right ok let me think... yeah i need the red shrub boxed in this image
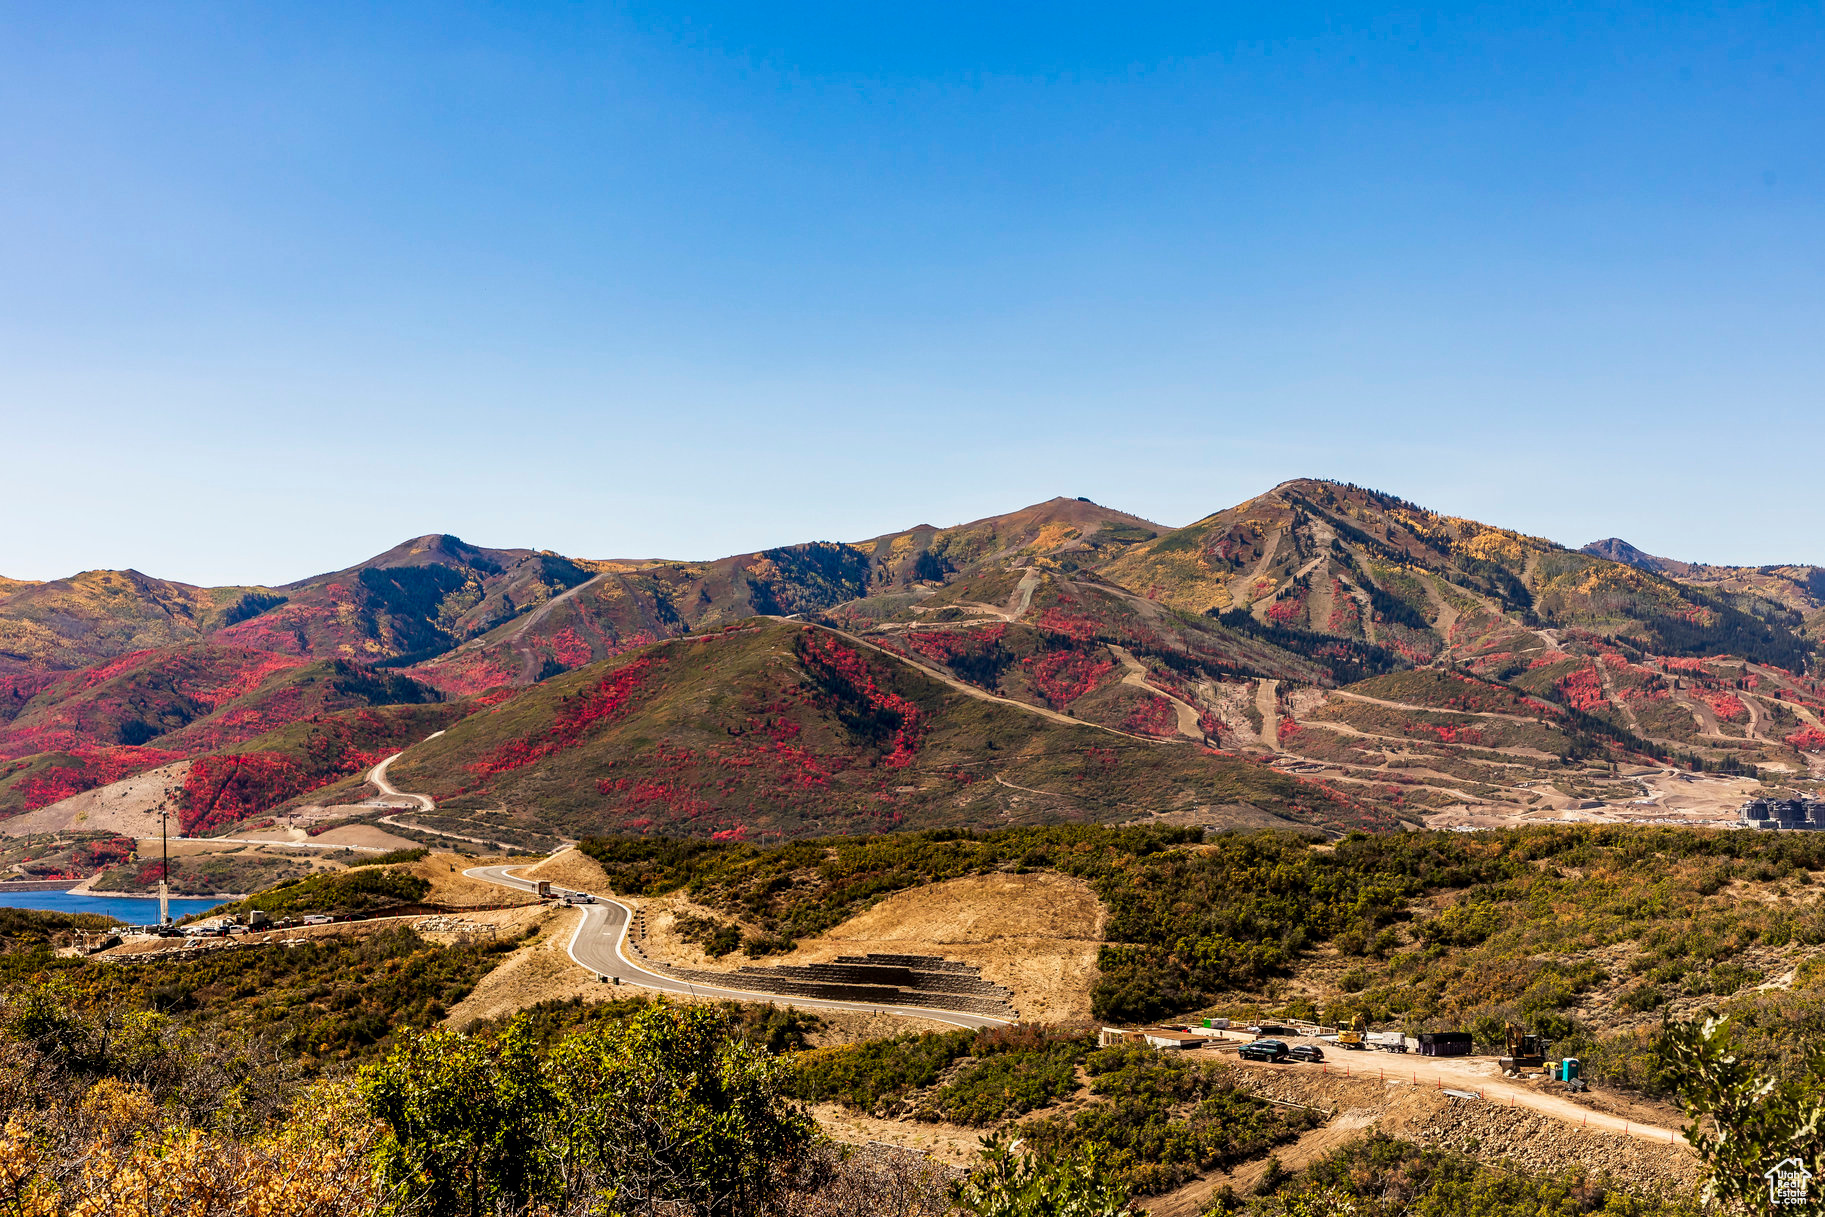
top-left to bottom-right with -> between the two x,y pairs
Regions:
1027,652 -> 1115,708
18,746 -> 184,811
1696,691 -> 1746,722
469,657 -> 662,777
1122,696 -> 1177,737
1554,666 -> 1608,712
1785,727 -> 1825,753
178,752 -> 310,835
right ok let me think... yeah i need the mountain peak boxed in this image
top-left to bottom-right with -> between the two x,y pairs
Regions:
1582,538 -> 1678,574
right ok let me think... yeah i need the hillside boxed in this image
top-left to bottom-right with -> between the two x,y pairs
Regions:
580,820 -> 1825,1093
0,644 -> 451,823
0,568 -> 260,676
386,618 -> 1388,842
1100,479 -> 1811,672
1585,536 -> 1825,636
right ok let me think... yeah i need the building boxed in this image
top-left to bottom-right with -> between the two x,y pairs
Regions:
1740,798 -> 1825,830
1098,1027 -> 1212,1050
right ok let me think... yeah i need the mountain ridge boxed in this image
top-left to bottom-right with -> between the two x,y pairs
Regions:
5,479 -> 1823,848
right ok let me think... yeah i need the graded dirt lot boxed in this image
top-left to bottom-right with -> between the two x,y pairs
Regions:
638,871 -> 1106,1023
235,823 -> 423,851
1424,767 -> 1760,831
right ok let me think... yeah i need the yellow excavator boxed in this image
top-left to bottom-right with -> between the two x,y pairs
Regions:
1500,1023 -> 1547,1071
1338,1014 -> 1367,1050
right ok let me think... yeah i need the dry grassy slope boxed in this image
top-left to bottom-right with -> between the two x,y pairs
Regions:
0,569 -> 255,675
413,851 -> 543,907
852,496 -> 1164,589
641,871 -> 1106,1023
1080,481 -> 1795,675
0,762 -> 189,838
519,849 -> 613,891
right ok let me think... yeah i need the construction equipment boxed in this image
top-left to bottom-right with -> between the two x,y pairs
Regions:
1338,1014 -> 1367,1050
1499,1022 -> 1547,1071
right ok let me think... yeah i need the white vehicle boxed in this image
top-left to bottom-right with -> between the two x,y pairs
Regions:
301,914 -> 333,925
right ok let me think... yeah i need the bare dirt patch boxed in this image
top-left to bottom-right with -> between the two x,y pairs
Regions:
444,907 -> 603,1027
520,849 -> 612,892
415,853 -> 542,907
809,1103 -> 985,1168
0,763 -> 189,837
288,824 -> 422,851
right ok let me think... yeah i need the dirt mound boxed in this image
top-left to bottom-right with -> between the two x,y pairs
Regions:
0,763 -> 189,837
521,849 -> 612,892
413,853 -> 541,907
1379,1088 -> 1696,1194
641,872 -> 1106,1023
826,871 -> 1103,944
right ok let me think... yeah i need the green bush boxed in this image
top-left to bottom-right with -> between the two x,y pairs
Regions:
346,848 -> 430,869
219,867 -> 432,918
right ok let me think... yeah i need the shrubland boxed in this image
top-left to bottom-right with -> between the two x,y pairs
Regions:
584,821 -> 1825,1092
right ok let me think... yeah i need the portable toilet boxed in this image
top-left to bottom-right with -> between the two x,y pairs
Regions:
1562,1057 -> 1580,1081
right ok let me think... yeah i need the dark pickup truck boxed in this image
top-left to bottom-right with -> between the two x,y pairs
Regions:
1238,1039 -> 1289,1063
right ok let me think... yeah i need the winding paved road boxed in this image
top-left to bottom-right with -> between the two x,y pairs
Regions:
463,859 -> 1009,1030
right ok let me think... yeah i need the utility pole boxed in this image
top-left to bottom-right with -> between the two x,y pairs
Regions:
158,802 -> 170,928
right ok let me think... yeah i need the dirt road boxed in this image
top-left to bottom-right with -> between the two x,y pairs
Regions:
1256,680 -> 1282,751
1215,1051 -> 1687,1147
366,747 -> 438,812
1109,645 -> 1205,741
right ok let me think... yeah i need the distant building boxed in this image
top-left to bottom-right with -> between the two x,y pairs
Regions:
1740,798 -> 1825,830
1098,1026 -> 1213,1050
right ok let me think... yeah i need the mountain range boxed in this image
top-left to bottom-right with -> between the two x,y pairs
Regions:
4,479 -> 1822,850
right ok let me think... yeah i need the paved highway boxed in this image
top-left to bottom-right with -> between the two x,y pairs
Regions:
464,860 -> 1008,1029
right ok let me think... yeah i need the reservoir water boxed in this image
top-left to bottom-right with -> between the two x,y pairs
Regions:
0,890 -> 229,923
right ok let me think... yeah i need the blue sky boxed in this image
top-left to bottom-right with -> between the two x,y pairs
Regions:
2,2 -> 1820,585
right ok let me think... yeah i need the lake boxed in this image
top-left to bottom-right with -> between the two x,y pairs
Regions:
0,890 -> 230,924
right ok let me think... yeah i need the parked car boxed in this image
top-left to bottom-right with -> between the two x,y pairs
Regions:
1288,1044 -> 1325,1063
301,914 -> 332,925
1238,1039 -> 1289,1062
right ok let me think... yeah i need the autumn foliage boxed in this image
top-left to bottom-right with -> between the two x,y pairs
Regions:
468,656 -> 663,778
